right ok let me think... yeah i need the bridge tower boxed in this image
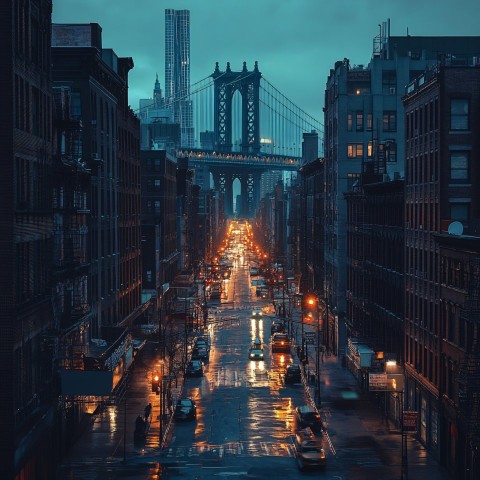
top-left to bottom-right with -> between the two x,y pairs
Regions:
212,61 -> 261,155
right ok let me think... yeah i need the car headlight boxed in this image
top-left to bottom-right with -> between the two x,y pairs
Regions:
250,354 -> 254,358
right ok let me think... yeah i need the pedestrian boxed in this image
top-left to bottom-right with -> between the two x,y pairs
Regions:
144,402 -> 152,421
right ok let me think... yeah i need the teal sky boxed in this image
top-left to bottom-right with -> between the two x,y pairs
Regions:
53,0 -> 480,123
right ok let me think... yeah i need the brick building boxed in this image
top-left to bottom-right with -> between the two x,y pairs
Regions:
403,64 -> 480,465
0,1 -> 57,477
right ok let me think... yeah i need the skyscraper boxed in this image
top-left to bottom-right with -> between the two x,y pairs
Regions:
165,8 -> 194,148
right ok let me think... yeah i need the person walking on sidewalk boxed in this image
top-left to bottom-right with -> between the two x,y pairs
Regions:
144,402 -> 152,422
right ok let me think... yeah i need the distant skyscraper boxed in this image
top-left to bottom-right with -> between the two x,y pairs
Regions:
165,8 -> 194,147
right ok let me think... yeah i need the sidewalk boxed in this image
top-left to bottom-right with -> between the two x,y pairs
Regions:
292,320 -> 450,480
56,341 -> 186,479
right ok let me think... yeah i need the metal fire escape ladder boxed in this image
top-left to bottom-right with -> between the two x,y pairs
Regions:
457,257 -> 480,446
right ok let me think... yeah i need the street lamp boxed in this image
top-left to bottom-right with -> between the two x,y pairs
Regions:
301,294 -> 317,365
315,300 -> 322,407
385,360 -> 408,480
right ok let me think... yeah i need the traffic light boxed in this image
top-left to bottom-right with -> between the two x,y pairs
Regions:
151,373 -> 160,393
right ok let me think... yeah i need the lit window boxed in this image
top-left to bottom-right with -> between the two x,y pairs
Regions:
367,141 -> 373,157
347,143 -> 364,158
450,99 -> 469,130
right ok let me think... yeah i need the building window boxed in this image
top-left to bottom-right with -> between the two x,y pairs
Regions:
154,200 -> 161,214
383,111 -> 397,132
347,113 -> 353,131
347,173 -> 361,190
71,92 -> 82,120
154,179 -> 161,189
386,141 -> 397,163
356,112 -> 363,131
146,270 -> 152,283
450,99 -> 469,130
347,143 -> 364,158
450,151 -> 469,182
450,203 -> 469,222
382,71 -> 397,95
367,141 -> 373,157
366,113 -> 373,131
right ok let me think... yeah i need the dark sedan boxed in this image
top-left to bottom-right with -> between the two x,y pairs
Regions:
191,346 -> 209,362
295,404 -> 323,432
185,360 -> 204,377
284,364 -> 302,384
174,398 -> 197,421
271,321 -> 285,335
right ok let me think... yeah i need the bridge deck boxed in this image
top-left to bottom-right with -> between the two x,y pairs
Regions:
177,150 -> 299,171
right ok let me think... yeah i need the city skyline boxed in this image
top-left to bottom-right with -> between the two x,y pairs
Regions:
52,0 -> 480,125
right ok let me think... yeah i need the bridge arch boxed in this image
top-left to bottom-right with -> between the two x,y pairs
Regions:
211,168 -> 262,218
212,61 -> 261,155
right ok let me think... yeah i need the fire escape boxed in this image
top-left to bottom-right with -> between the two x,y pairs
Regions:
52,87 -> 91,370
457,257 -> 480,452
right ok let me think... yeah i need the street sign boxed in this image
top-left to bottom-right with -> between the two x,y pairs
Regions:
305,331 -> 316,345
369,373 -> 388,391
403,410 -> 418,433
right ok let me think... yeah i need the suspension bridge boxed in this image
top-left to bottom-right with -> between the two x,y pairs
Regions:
140,61 -> 323,215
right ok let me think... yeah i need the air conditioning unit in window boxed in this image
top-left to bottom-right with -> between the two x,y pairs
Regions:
389,87 -> 396,95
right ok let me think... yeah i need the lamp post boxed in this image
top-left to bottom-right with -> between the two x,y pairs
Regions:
315,302 -> 322,407
386,360 -> 408,480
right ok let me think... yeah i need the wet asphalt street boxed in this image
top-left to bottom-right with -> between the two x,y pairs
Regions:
57,224 -> 450,480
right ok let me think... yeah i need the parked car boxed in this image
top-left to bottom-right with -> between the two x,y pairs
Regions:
174,398 -> 197,421
210,289 -> 221,300
284,364 -> 302,384
255,285 -> 268,297
192,346 -> 209,362
271,333 -> 290,353
194,337 -> 210,352
185,360 -> 204,377
294,427 -> 326,470
295,405 -> 323,432
271,321 -> 285,335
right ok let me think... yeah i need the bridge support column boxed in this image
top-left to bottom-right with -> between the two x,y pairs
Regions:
240,175 -> 249,217
225,177 -> 234,217
252,172 -> 262,214
211,172 -> 221,191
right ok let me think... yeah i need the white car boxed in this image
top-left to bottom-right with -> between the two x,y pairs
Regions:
249,347 -> 264,360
